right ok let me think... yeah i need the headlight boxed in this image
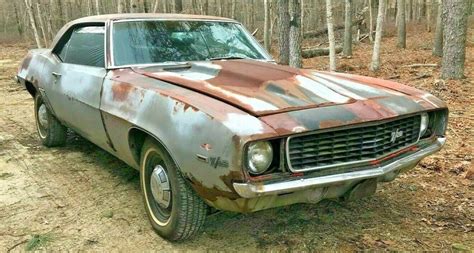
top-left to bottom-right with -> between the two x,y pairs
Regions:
247,141 -> 273,174
420,113 -> 429,137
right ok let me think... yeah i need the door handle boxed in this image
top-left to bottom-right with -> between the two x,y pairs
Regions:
52,72 -> 62,78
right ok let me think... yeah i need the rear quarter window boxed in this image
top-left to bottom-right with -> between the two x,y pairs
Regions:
56,26 -> 105,68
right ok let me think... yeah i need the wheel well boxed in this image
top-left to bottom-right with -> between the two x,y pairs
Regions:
128,128 -> 185,177
25,80 -> 37,97
128,128 -> 148,165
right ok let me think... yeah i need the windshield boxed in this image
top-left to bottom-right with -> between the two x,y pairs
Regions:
112,20 -> 270,66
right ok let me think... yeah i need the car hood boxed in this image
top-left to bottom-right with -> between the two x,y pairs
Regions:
134,60 -> 434,117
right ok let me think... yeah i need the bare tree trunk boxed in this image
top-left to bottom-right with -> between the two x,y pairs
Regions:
418,0 -> 426,22
143,0 -> 149,12
174,0 -> 183,13
130,0 -> 138,13
48,0 -> 55,38
343,0 -> 353,56
190,0 -> 197,14
264,0 -> 271,51
36,3 -> 48,47
63,1 -> 69,22
289,0 -> 302,67
301,0 -> 304,35
47,14 -> 53,41
118,0 -> 126,13
370,0 -> 386,72
230,0 -> 236,19
369,0 -> 374,42
56,0 -> 64,30
24,0 -> 43,48
95,0 -> 100,15
278,0 -> 290,65
87,0 -> 93,15
303,46 -> 342,58
248,0 -> 255,29
326,0 -> 337,71
202,0 -> 208,14
397,0 -> 406,48
408,0 -> 413,20
163,0 -> 168,13
270,10 -> 277,49
152,0 -> 159,12
432,0 -> 443,56
426,0 -> 432,31
441,0 -> 469,79
13,1 -> 24,37
218,1 -> 223,16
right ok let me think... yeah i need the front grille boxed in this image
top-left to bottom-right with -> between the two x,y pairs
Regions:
287,115 -> 421,172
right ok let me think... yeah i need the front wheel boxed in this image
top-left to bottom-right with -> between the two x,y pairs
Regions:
140,138 -> 207,241
34,94 -> 67,147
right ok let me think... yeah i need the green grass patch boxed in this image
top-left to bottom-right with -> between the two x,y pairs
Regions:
0,172 -> 13,179
25,233 -> 53,251
102,210 -> 114,218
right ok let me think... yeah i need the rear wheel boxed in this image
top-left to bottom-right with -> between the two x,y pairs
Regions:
140,138 -> 207,241
34,94 -> 67,147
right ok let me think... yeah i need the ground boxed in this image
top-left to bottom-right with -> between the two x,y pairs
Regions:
0,28 -> 472,252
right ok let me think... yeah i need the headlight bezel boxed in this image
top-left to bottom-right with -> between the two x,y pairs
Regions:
419,112 -> 429,138
245,140 -> 274,175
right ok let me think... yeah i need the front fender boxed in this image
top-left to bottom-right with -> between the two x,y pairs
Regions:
100,69 -> 279,203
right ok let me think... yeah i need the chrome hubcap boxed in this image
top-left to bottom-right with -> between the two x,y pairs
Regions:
150,165 -> 171,209
38,104 -> 49,129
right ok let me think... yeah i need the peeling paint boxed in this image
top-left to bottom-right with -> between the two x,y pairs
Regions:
16,14 -> 449,214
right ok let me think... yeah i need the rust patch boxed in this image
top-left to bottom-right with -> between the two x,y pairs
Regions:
111,82 -> 134,101
248,173 -> 273,182
369,145 -> 418,165
209,60 -> 298,88
259,112 -> 305,135
343,100 -> 397,120
183,103 -> 198,112
186,173 -> 241,202
200,143 -> 212,151
319,119 -> 346,129
136,61 -> 353,117
19,53 -> 33,73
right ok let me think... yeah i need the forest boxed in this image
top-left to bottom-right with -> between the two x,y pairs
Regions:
0,0 -> 472,79
0,0 -> 473,251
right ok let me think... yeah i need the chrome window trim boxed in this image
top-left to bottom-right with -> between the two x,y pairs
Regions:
108,19 -> 274,69
285,114 -> 423,173
51,22 -> 107,69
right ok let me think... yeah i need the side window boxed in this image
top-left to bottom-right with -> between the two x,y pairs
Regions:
59,26 -> 105,68
57,39 -> 70,61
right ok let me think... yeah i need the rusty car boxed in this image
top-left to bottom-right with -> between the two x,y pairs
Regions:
16,14 -> 448,241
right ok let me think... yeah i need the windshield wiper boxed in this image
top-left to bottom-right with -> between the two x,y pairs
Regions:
208,56 -> 250,61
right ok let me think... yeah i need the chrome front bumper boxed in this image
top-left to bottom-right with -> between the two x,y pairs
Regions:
233,137 -> 445,198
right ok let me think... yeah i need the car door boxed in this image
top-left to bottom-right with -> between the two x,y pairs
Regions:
45,25 -> 112,151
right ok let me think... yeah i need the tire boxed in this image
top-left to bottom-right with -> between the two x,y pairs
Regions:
140,137 -> 207,241
34,94 -> 67,147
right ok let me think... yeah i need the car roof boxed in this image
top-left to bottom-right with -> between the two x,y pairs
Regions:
72,13 -> 235,23
50,13 -> 237,49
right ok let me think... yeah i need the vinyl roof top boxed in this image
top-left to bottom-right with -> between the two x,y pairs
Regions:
72,13 -> 236,23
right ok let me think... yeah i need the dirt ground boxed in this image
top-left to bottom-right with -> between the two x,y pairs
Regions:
0,27 -> 473,251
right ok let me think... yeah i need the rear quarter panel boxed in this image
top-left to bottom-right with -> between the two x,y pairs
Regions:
17,49 -> 51,93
